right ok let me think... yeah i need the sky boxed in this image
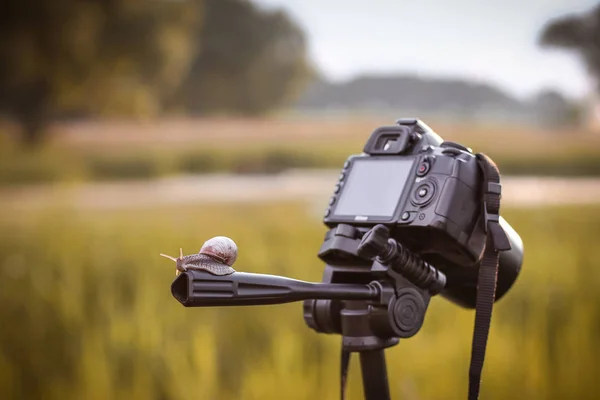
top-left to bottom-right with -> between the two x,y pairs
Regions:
254,0 -> 598,100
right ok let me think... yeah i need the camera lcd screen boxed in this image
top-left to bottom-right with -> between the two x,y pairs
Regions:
333,158 -> 415,218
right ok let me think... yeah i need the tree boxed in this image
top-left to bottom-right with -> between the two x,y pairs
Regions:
175,0 -> 313,116
539,4 -> 600,91
0,0 -> 314,146
530,89 -> 582,127
0,0 -> 202,147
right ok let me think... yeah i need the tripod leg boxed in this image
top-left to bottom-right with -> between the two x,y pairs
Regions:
359,349 -> 391,400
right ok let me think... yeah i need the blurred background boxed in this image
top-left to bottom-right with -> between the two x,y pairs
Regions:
1,0 -> 600,399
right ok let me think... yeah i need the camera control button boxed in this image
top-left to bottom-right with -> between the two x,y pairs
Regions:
416,161 -> 430,177
412,182 -> 435,206
339,172 -> 346,181
441,141 -> 472,153
442,148 -> 462,157
399,211 -> 417,224
333,183 -> 341,194
324,208 -> 331,217
343,160 -> 351,169
329,197 -> 336,206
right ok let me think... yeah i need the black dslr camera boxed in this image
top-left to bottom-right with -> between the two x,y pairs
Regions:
318,118 -> 523,308
170,118 -> 524,400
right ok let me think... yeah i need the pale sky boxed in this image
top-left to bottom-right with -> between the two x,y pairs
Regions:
254,0 -> 598,100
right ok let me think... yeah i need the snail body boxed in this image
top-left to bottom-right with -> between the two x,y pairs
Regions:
160,236 -> 238,276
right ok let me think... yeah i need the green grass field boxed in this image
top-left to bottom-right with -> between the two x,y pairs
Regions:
1,201 -> 599,400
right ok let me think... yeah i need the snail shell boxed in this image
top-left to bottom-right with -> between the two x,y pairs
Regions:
199,236 -> 238,266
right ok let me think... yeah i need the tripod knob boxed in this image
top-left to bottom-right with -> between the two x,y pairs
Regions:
357,224 -> 391,259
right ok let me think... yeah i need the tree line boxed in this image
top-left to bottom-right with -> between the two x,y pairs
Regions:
0,0 -> 313,146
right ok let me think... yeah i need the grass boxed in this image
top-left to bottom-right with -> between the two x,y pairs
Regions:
1,117 -> 600,186
0,201 -> 599,400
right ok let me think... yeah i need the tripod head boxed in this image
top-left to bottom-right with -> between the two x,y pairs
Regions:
303,224 -> 446,349
171,225 -> 444,342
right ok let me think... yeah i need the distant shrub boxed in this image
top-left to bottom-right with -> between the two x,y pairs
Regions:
230,149 -> 319,175
178,152 -> 219,174
263,150 -> 315,172
87,154 -> 163,180
496,155 -> 600,177
0,156 -> 65,186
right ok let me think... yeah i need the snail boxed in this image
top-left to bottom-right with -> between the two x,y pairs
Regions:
160,236 -> 238,276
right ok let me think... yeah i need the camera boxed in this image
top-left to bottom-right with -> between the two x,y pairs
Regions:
318,118 -> 523,308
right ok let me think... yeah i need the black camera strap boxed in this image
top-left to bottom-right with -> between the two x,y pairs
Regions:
469,154 -> 511,400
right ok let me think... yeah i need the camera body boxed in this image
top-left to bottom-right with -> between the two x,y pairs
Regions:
318,119 -> 523,307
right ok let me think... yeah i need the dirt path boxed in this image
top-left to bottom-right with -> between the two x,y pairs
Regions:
1,171 -> 599,211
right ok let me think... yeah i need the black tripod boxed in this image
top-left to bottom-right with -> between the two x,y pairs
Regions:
170,224 -> 446,399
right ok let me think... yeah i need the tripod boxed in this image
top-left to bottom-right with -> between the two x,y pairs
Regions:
170,224 -> 446,399
357,348 -> 392,400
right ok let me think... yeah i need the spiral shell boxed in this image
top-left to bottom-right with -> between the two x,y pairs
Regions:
199,236 -> 238,266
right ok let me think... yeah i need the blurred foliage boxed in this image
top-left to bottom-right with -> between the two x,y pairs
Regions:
530,89 -> 584,128
0,0 -> 311,146
1,123 -> 600,186
87,153 -> 165,181
494,154 -> 600,177
0,0 -> 202,146
174,0 -> 313,116
0,202 -> 599,400
0,152 -> 68,185
539,3 -> 600,92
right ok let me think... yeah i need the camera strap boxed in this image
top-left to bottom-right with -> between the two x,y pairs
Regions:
468,153 -> 511,400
